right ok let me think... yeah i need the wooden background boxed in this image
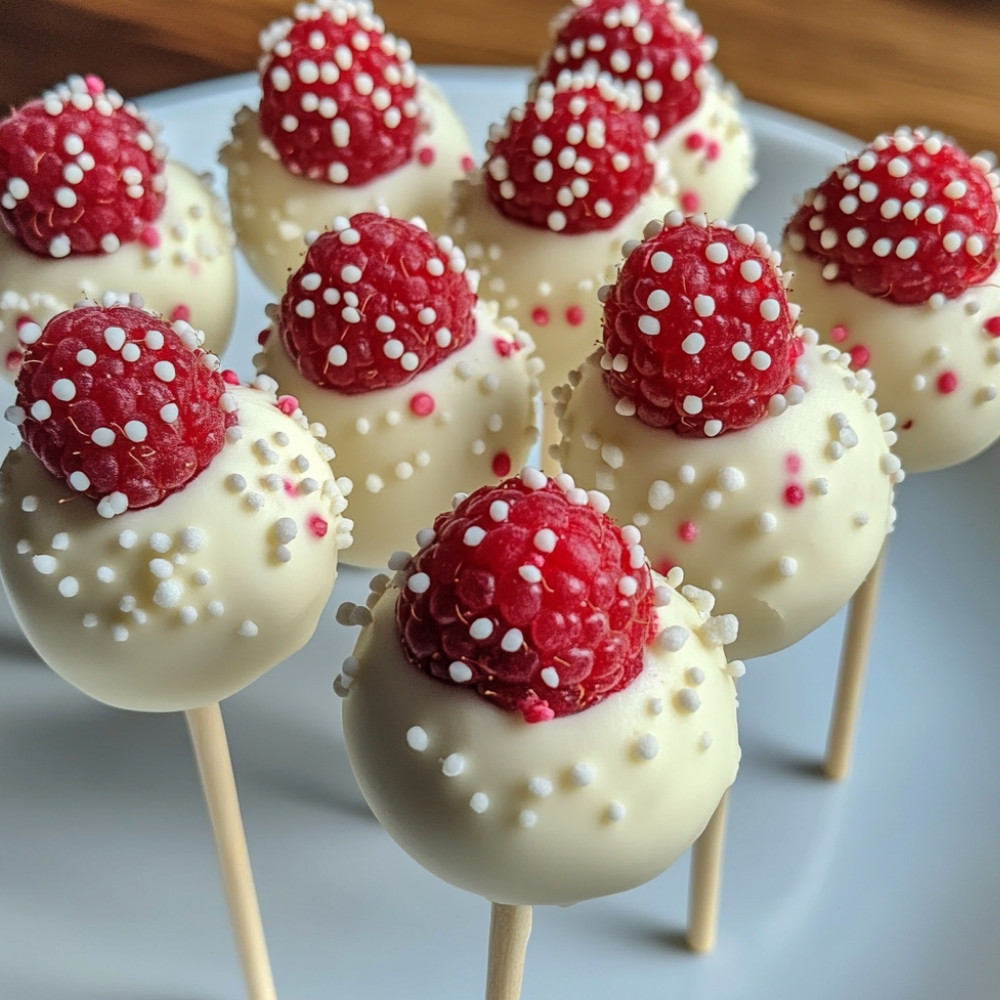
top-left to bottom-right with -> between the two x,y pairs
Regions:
2,0 -> 1000,153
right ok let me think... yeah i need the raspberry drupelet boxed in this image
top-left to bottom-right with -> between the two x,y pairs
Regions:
0,75 -> 237,379
336,467 -> 741,907
782,126 -> 1000,472
556,211 -> 901,661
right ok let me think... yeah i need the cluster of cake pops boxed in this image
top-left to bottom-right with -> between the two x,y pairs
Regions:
0,0 -> 999,998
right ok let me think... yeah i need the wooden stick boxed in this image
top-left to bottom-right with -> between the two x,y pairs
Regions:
485,902 -> 532,1000
185,703 -> 277,1000
824,542 -> 888,780
685,790 -> 729,953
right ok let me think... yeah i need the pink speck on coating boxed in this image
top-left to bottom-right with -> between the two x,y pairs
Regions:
277,394 -> 300,415
705,140 -> 721,161
460,154 -> 476,173
678,520 -> 698,542
169,304 -> 191,323
308,514 -> 329,538
936,371 -> 959,394
221,369 -> 241,385
491,451 -> 511,477
531,305 -> 550,326
140,226 -> 160,248
680,190 -> 700,214
684,132 -> 705,151
784,483 -> 805,507
409,391 -> 435,416
565,304 -> 584,326
785,453 -> 802,474
830,324 -> 849,343
984,316 -> 1000,337
848,344 -> 871,369
5,350 -> 22,372
417,146 -> 435,166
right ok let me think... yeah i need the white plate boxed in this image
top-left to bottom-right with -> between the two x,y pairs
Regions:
1,67 -> 998,1000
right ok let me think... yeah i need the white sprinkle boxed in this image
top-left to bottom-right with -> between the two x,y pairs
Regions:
635,733 -> 659,760
154,360 -> 176,382
607,802 -> 626,822
705,241 -> 729,264
406,726 -> 429,751
470,617 -> 494,640
123,420 -> 148,443
658,626 -> 689,652
534,528 -> 557,552
469,793 -> 490,813
682,332 -> 705,354
571,763 -> 595,786
32,554 -> 57,575
464,525 -> 486,546
650,251 -> 672,273
519,810 -> 538,829
441,753 -> 465,777
501,628 -> 523,652
448,661 -> 473,682
68,470 -> 90,492
518,564 -> 542,583
679,689 -> 702,712
540,666 -> 560,688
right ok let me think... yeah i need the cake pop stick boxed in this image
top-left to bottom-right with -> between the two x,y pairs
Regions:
686,789 -> 730,953
187,703 -> 276,1000
485,903 -> 532,1000
336,469 -> 741,997
0,302 -> 352,999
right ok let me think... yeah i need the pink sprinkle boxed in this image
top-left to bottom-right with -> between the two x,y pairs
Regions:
530,306 -> 550,326
491,451 -> 512,477
705,140 -> 721,162
417,146 -> 435,166
15,314 -> 34,330
900,418 -> 914,430
221,369 -> 241,386
784,483 -> 805,507
677,520 -> 698,543
169,304 -> 191,323
565,304 -> 584,326
983,316 -> 1000,337
521,698 -> 555,724
680,190 -> 700,214
684,132 -> 705,151
84,74 -> 105,94
409,392 -> 435,416
5,349 -> 22,372
308,514 -> 329,538
277,394 -> 299,415
257,328 -> 272,346
653,555 -> 676,576
848,344 -> 871,369
830,323 -> 849,343
283,478 -> 298,497
785,452 -> 802,474
140,226 -> 161,249
936,371 -> 958,394
493,337 -> 513,357
460,154 -> 476,173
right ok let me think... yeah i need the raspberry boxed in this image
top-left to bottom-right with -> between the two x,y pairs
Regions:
484,72 -> 657,233
277,212 -> 477,393
784,126 -> 1000,305
0,75 -> 166,259
395,469 -> 658,722
257,0 -> 419,186
602,212 -> 804,436
10,301 -> 235,517
538,0 -> 712,141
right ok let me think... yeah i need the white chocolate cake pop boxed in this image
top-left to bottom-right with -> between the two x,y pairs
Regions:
221,0 -> 472,296
556,213 -> 902,661
336,469 -> 741,906
0,75 -> 236,378
0,302 -> 352,711
782,126 -> 1000,473
255,211 -> 541,568
536,0 -> 755,220
446,70 -> 679,420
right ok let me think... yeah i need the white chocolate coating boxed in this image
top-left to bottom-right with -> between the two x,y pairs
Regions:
0,383 -> 352,712
555,341 -> 901,660
658,76 -> 756,222
0,161 -> 237,379
339,570 -> 739,906
783,244 -> 1000,473
257,301 -> 542,567
221,76 -> 471,296
447,170 -> 679,400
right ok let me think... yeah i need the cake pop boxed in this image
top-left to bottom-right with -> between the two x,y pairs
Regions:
0,75 -> 236,378
446,68 -> 678,467
0,300 -> 352,1000
781,125 -> 1000,473
536,0 -> 755,221
221,0 -> 472,297
555,212 -> 901,777
255,211 -> 541,568
336,469 -> 742,990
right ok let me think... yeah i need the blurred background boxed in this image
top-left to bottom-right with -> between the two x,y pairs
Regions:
2,0 -> 1000,153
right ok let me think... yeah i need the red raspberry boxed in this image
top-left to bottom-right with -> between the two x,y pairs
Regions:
277,212 -> 477,393
784,126 -> 1000,305
0,75 -> 166,258
11,302 -> 235,517
538,0 -> 712,141
602,213 -> 804,436
257,0 -> 420,186
484,72 -> 657,233
395,470 -> 658,722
